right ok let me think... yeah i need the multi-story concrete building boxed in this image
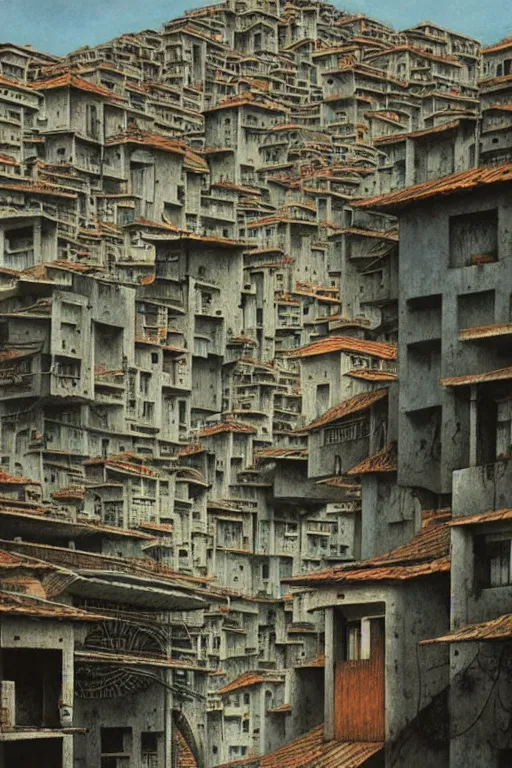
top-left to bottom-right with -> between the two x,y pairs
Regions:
0,3 -> 511,768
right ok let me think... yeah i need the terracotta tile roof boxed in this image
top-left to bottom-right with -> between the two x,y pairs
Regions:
290,336 -> 397,361
339,226 -> 399,240
316,477 -> 361,490
295,654 -> 325,668
0,153 -> 19,166
52,485 -> 85,500
177,442 -> 207,457
0,549 -> 53,571
448,508 -> 512,528
199,421 -> 257,437
459,323 -> 512,341
0,591 -> 109,622
205,92 -> 287,114
268,703 -> 292,713
354,162 -> 512,213
256,447 -> 308,459
106,129 -> 207,170
0,181 -> 77,199
344,368 -> 397,382
0,470 -> 40,485
421,614 -> 512,645
284,518 -> 451,586
373,119 -> 461,146
85,454 -> 159,477
32,73 -> 119,99
440,366 -> 512,387
347,443 -> 397,475
301,389 -> 388,432
176,727 -> 199,768
215,724 -> 383,768
138,521 -> 174,535
217,671 -> 283,695
126,216 -> 180,232
482,36 -> 512,54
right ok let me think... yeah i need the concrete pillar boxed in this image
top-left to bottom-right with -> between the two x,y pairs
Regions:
324,607 -> 335,741
469,385 -> 478,467
33,220 -> 42,265
164,670 -> 173,768
63,734 -> 73,768
405,139 -> 415,187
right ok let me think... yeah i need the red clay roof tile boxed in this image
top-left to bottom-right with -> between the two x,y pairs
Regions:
290,336 -> 397,361
302,389 -> 388,432
215,724 -> 383,768
354,162 -> 512,212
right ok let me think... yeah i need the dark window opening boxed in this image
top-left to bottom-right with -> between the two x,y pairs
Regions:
449,209 -> 498,268
475,535 -> 512,588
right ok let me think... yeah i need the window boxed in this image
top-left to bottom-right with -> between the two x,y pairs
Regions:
449,209 -> 498,268
475,535 -> 512,587
346,622 -> 361,660
261,562 -> 269,580
345,618 -> 373,660
334,455 -> 342,475
316,383 -> 330,417
242,719 -> 250,733
457,290 -> 495,331
324,419 -> 369,445
498,749 -> 512,767
140,372 -> 151,395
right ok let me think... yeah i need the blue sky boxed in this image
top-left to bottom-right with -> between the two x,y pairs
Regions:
0,0 -> 506,56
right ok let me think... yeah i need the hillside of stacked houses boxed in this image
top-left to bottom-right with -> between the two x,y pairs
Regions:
0,2 -> 512,767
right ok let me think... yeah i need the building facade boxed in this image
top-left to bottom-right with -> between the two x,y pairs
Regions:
0,3 -> 510,768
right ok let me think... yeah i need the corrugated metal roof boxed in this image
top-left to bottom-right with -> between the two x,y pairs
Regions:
301,389 -> 388,432
290,336 -> 397,360
421,614 -> 512,645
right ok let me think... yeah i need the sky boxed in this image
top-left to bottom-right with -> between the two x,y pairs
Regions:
0,0 -> 507,57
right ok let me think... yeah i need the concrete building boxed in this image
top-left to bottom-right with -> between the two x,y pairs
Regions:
0,3 -> 510,768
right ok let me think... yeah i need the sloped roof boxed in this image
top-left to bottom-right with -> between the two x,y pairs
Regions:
421,614 -> 512,644
347,443 -> 397,475
301,389 -> 388,432
199,421 -> 257,437
448,508 -> 512,527
354,162 -> 512,213
32,73 -> 118,99
176,727 -> 199,768
284,517 -> 450,586
290,336 -> 397,360
0,591 -> 109,622
440,366 -> 512,387
215,724 -> 383,768
217,671 -> 283,695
